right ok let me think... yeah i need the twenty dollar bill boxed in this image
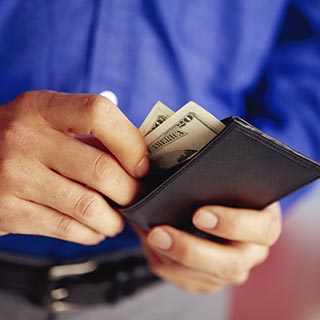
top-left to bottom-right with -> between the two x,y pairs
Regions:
144,101 -> 225,170
139,101 -> 174,137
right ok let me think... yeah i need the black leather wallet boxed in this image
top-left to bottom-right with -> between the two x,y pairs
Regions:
118,116 -> 320,233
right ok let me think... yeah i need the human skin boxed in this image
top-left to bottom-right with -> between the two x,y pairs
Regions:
0,90 -> 149,244
0,90 -> 282,291
137,202 -> 282,293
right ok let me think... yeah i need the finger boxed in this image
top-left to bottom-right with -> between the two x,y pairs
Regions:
13,163 -> 124,237
2,156 -> 124,236
18,91 -> 149,178
40,128 -> 140,206
135,225 -> 250,288
153,265 -> 225,293
0,196 -> 105,245
76,135 -> 107,151
192,202 -> 282,246
147,248 -> 227,285
146,248 -> 226,293
147,226 -> 269,283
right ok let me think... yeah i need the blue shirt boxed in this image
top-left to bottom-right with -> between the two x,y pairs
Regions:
0,0 -> 319,260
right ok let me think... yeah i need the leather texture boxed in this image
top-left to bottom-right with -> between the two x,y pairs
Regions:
119,116 -> 320,232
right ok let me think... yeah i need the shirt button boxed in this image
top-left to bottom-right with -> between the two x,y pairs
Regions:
99,90 -> 118,106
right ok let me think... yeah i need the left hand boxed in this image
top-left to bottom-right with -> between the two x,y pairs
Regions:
135,202 -> 282,293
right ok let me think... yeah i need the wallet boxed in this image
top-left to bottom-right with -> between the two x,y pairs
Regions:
117,116 -> 320,234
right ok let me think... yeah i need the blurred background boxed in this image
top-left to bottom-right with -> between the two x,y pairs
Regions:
230,181 -> 320,320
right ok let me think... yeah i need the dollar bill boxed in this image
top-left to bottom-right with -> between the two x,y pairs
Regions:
139,101 -> 175,137
144,101 -> 225,170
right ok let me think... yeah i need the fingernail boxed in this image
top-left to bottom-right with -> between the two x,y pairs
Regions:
194,211 -> 218,229
135,157 -> 150,178
148,228 -> 172,250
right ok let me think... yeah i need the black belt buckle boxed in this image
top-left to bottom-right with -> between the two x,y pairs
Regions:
46,255 -> 159,313
0,250 -> 159,313
48,260 -> 99,313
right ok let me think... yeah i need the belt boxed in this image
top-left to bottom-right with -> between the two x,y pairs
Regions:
0,248 -> 159,313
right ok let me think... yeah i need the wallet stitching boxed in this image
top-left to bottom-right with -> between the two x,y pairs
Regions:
232,121 -> 320,171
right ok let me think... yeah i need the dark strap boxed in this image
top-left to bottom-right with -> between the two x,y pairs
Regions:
0,250 -> 159,308
52,255 -> 159,305
0,258 -> 50,305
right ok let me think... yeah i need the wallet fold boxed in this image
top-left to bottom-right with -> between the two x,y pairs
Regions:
118,116 -> 320,232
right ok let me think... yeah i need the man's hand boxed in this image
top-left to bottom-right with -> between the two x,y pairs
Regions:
137,202 -> 282,293
0,90 -> 149,244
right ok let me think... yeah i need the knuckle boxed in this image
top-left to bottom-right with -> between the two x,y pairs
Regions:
92,153 -> 139,206
222,257 -> 246,282
73,192 -> 100,221
13,91 -> 36,106
12,91 -> 45,115
56,216 -> 75,238
126,134 -> 146,156
233,272 -> 250,286
0,120 -> 25,146
92,153 -> 112,182
84,95 -> 112,123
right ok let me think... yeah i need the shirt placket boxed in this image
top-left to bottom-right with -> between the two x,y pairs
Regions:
88,0 -> 140,110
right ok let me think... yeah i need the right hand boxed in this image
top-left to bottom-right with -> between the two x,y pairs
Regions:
0,90 -> 149,244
